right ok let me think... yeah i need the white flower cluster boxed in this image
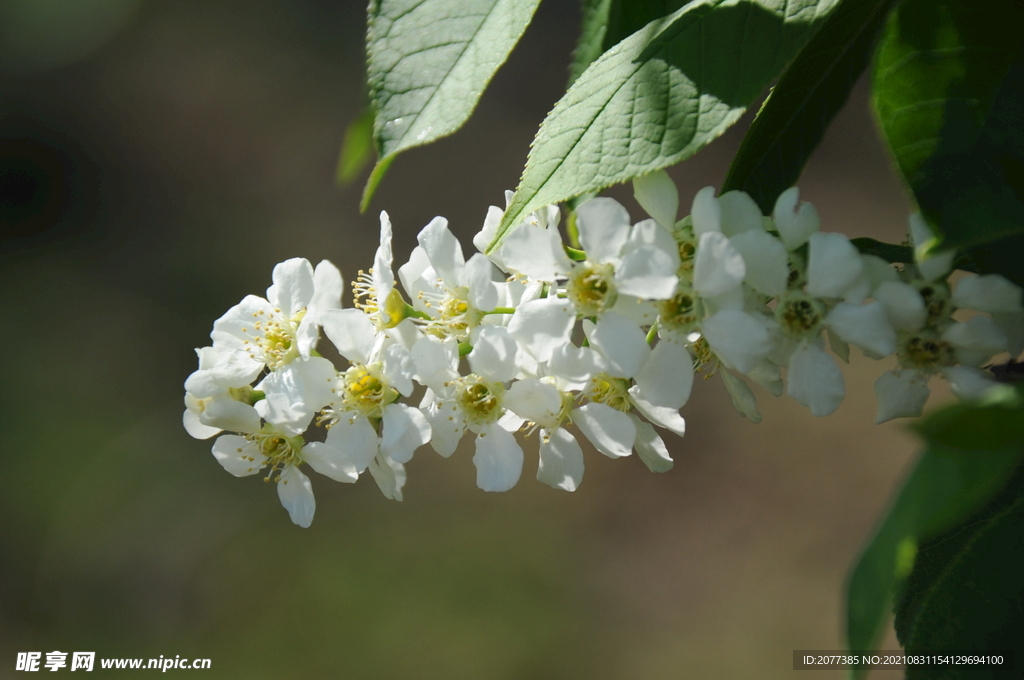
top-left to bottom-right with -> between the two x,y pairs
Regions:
183,171 -> 1024,526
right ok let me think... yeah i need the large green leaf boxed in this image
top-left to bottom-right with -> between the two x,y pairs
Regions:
845,391 -> 1024,679
570,0 -> 692,85
363,0 -> 542,211
896,468 -> 1024,679
491,0 -> 840,248
872,0 -> 1024,284
723,0 -> 898,213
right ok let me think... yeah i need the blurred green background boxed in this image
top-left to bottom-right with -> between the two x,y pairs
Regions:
1,0 -> 932,677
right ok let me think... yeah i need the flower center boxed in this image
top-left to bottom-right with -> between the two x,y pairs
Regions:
914,282 -> 951,327
456,375 -> 504,426
244,308 -> 304,369
776,292 -> 824,339
585,372 -> 631,412
898,332 -> 955,372
658,289 -> 698,332
341,363 -> 392,418
249,427 -> 304,481
568,262 -> 617,316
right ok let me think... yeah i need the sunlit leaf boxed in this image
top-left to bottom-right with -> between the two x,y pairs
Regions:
337,107 -> 375,186
363,0 -> 542,211
492,0 -> 839,248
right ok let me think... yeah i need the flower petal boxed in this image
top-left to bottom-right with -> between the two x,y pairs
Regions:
322,308 -> 378,365
421,391 -> 465,457
772,187 -> 819,250
508,297 -> 575,363
942,317 -> 1008,366
277,465 -> 315,528
942,366 -> 999,401
500,223 -> 573,281
616,244 -> 679,299
504,378 -> 564,428
465,253 -> 500,312
631,417 -> 673,473
806,232 -> 863,299
588,311 -> 650,378
472,425 -> 524,492
537,427 -> 584,491
627,386 -> 686,437
302,441 -> 359,483
719,370 -> 761,423
700,310 -> 773,374
468,325 -> 518,383
729,229 -> 788,297
693,231 -> 746,297
717,190 -> 764,237
211,435 -> 266,476
576,197 -> 631,264
951,274 -> 1023,314
267,258 -> 315,317
417,216 -> 465,287
873,370 -> 930,423
380,403 -> 431,464
323,415 -> 379,473
369,452 -> 406,501
633,169 -> 678,230
635,340 -> 694,409
825,301 -> 897,357
183,408 -> 222,440
691,186 -> 721,235
786,341 -> 845,416
874,281 -> 927,331
573,402 -> 635,458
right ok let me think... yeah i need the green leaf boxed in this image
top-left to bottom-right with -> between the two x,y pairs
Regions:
895,468 -> 1024,676
491,0 -> 840,249
723,0 -> 899,213
336,107 -> 375,185
363,0 -> 542,211
872,0 -> 1024,284
846,392 -> 1024,679
567,0 -> 613,86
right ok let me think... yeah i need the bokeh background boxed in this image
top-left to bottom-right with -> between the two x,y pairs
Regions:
1,0 -> 940,677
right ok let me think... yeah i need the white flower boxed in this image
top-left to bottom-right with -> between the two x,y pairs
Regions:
500,197 -> 680,316
316,306 -> 429,489
183,346 -> 262,439
416,326 -> 525,491
210,419 -> 359,528
398,217 -> 503,340
212,257 -> 343,370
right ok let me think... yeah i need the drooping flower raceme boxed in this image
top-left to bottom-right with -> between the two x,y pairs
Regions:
184,182 -> 1024,527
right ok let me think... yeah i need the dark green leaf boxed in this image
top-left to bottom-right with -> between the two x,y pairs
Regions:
872,0 -> 1024,284
568,0 -> 613,86
846,391 -> 1024,678
850,237 -> 912,265
337,108 -> 375,185
492,0 -> 840,249
723,0 -> 898,213
363,0 -> 542,211
895,466 -> 1024,676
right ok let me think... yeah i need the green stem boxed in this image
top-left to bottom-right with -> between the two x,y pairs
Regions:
566,209 -> 581,249
458,342 -> 473,357
646,322 -> 659,344
850,237 -> 913,264
564,245 -> 587,261
483,307 -> 517,316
